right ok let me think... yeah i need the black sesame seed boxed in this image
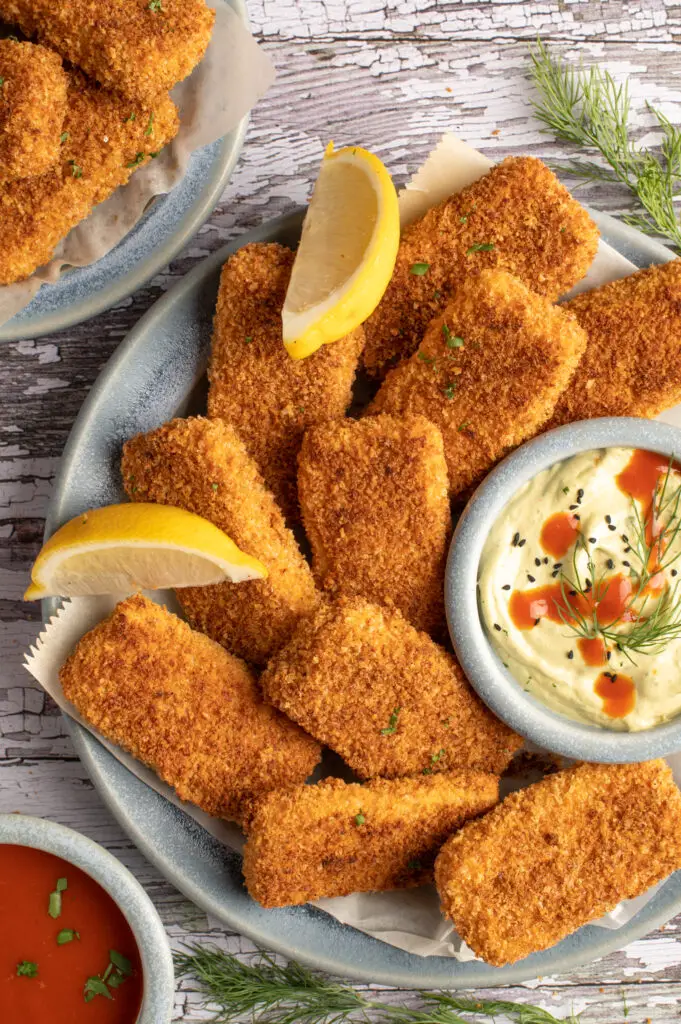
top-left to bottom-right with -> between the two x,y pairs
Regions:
673,569 -> 679,578
569,504 -> 578,510
622,560 -> 630,567
502,584 -> 511,591
567,650 -> 574,659
527,574 -> 536,583
577,488 -> 584,501
494,623 -> 502,632
589,537 -> 597,544
606,559 -> 614,570
553,563 -> 562,569
608,524 -> 616,531
621,534 -> 629,542
605,515 -> 612,524
551,570 -> 559,578
574,515 -> 580,521
584,579 -> 592,590
607,651 -> 612,660
624,546 -> 631,553
569,589 -> 577,596
518,539 -> 526,547
543,557 -> 549,564
512,532 -> 520,546
535,557 -> 541,567
534,618 -> 541,625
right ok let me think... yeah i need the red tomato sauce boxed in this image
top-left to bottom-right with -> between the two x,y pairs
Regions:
509,574 -> 633,633
539,510 -> 580,559
0,845 -> 143,1024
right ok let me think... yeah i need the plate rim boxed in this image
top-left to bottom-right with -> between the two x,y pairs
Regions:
42,207 -> 681,988
0,0 -> 249,344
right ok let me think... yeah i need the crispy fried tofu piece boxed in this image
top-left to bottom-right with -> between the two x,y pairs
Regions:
208,243 -> 365,520
0,39 -> 67,184
0,0 -> 214,104
369,270 -> 587,498
548,260 -> 681,424
242,771 -> 499,907
435,760 -> 681,966
0,71 -> 179,286
298,414 -> 451,635
60,595 -> 321,822
121,417 -> 319,665
261,597 -> 522,777
363,156 -> 598,377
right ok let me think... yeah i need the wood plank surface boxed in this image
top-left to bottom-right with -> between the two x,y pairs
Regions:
1,2 -> 681,1020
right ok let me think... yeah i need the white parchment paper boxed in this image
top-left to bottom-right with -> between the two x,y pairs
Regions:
0,1 -> 275,326
23,133 -> 681,960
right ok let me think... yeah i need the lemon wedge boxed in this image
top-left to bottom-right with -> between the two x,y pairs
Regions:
24,503 -> 267,600
282,142 -> 400,359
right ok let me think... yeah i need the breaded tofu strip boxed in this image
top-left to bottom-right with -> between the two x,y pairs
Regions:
435,760 -> 681,966
0,39 -> 67,184
261,597 -> 522,777
0,71 -> 179,286
369,270 -> 587,498
121,417 -> 319,665
298,414 -> 451,635
60,595 -> 321,822
549,260 -> 681,424
363,156 -> 598,377
0,0 -> 214,104
208,244 -> 365,520
242,772 -> 499,907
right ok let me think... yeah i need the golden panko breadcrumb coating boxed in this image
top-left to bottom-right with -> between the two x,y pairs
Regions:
298,414 -> 451,636
242,771 -> 499,907
208,243 -> 365,521
435,760 -> 681,966
362,156 -> 598,377
0,71 -> 179,286
121,417 -> 319,665
0,39 -> 67,184
60,595 -> 321,823
369,270 -> 587,498
0,0 -> 214,104
548,260 -> 681,424
261,597 -> 523,777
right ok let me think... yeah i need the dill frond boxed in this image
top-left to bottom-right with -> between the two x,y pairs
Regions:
529,39 -> 681,252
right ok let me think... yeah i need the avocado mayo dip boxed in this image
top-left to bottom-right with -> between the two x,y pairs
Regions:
479,447 -> 681,731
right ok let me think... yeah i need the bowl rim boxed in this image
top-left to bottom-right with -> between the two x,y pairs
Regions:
446,416 -> 681,762
0,813 -> 175,1024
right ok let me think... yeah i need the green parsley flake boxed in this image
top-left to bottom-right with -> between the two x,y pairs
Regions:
69,160 -> 83,179
0,78 -> 4,88
442,384 -> 457,400
422,767 -> 433,775
211,482 -> 219,492
148,0 -> 163,10
125,112 -> 136,123
380,706 -> 401,736
442,324 -> 463,348
48,891 -> 62,919
433,289 -> 441,300
409,262 -> 430,276
57,929 -> 79,946
417,351 -> 435,365
56,878 -> 67,892
458,421 -> 470,432
354,811 -> 366,826
459,214 -> 468,223
60,131 -> 69,143
110,950 -> 133,976
244,336 -> 253,344
431,748 -> 446,764
145,112 -> 154,137
16,961 -> 38,978
467,242 -> 495,253
84,976 -> 113,1003
126,152 -> 145,169
562,486 -> 570,495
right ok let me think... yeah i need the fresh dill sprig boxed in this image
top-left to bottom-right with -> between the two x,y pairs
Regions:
529,39 -> 681,251
174,947 -> 579,1024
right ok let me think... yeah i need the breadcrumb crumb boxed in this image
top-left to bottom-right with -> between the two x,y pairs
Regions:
0,0 -> 214,104
261,597 -> 523,778
208,243 -> 365,520
0,39 -> 67,184
298,414 -> 451,635
549,260 -> 681,424
0,71 -> 179,285
242,771 -> 499,907
60,595 -> 321,823
363,156 -> 598,377
435,760 -> 681,966
369,270 -> 587,498
121,417 -> 319,665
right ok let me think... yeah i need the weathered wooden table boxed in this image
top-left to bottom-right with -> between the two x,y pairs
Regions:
2,2 -> 680,1020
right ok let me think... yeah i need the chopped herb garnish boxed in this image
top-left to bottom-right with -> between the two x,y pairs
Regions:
244,336 -> 253,344
380,706 -> 401,736
110,950 -> 133,976
433,289 -> 441,299
459,214 -> 468,223
69,160 -> 83,179
562,486 -> 570,494
0,77 -> 4,88
421,767 -> 433,775
417,351 -> 435,365
60,131 -> 69,143
48,891 -> 62,919
125,112 -> 136,123
467,242 -> 495,253
442,384 -> 457,400
126,152 -> 145,168
144,112 -> 154,137
57,929 -> 79,945
211,482 -> 219,492
148,0 -> 163,9
430,748 -> 446,764
442,324 -> 464,348
354,811 -> 365,826
56,878 -> 68,892
409,262 -> 430,275
457,421 -> 470,432
84,976 -> 113,1002
16,961 -> 38,978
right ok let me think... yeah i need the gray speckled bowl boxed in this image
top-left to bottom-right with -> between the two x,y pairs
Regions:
0,814 -> 174,1023
446,416 -> 681,762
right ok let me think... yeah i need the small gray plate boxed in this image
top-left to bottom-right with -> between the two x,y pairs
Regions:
43,208 -> 681,987
0,0 -> 248,344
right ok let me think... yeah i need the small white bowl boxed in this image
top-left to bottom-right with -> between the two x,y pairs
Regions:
0,814 -> 174,1023
446,417 -> 681,762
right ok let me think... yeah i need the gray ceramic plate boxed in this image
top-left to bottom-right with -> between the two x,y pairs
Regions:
0,0 -> 248,344
43,208 -> 681,988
